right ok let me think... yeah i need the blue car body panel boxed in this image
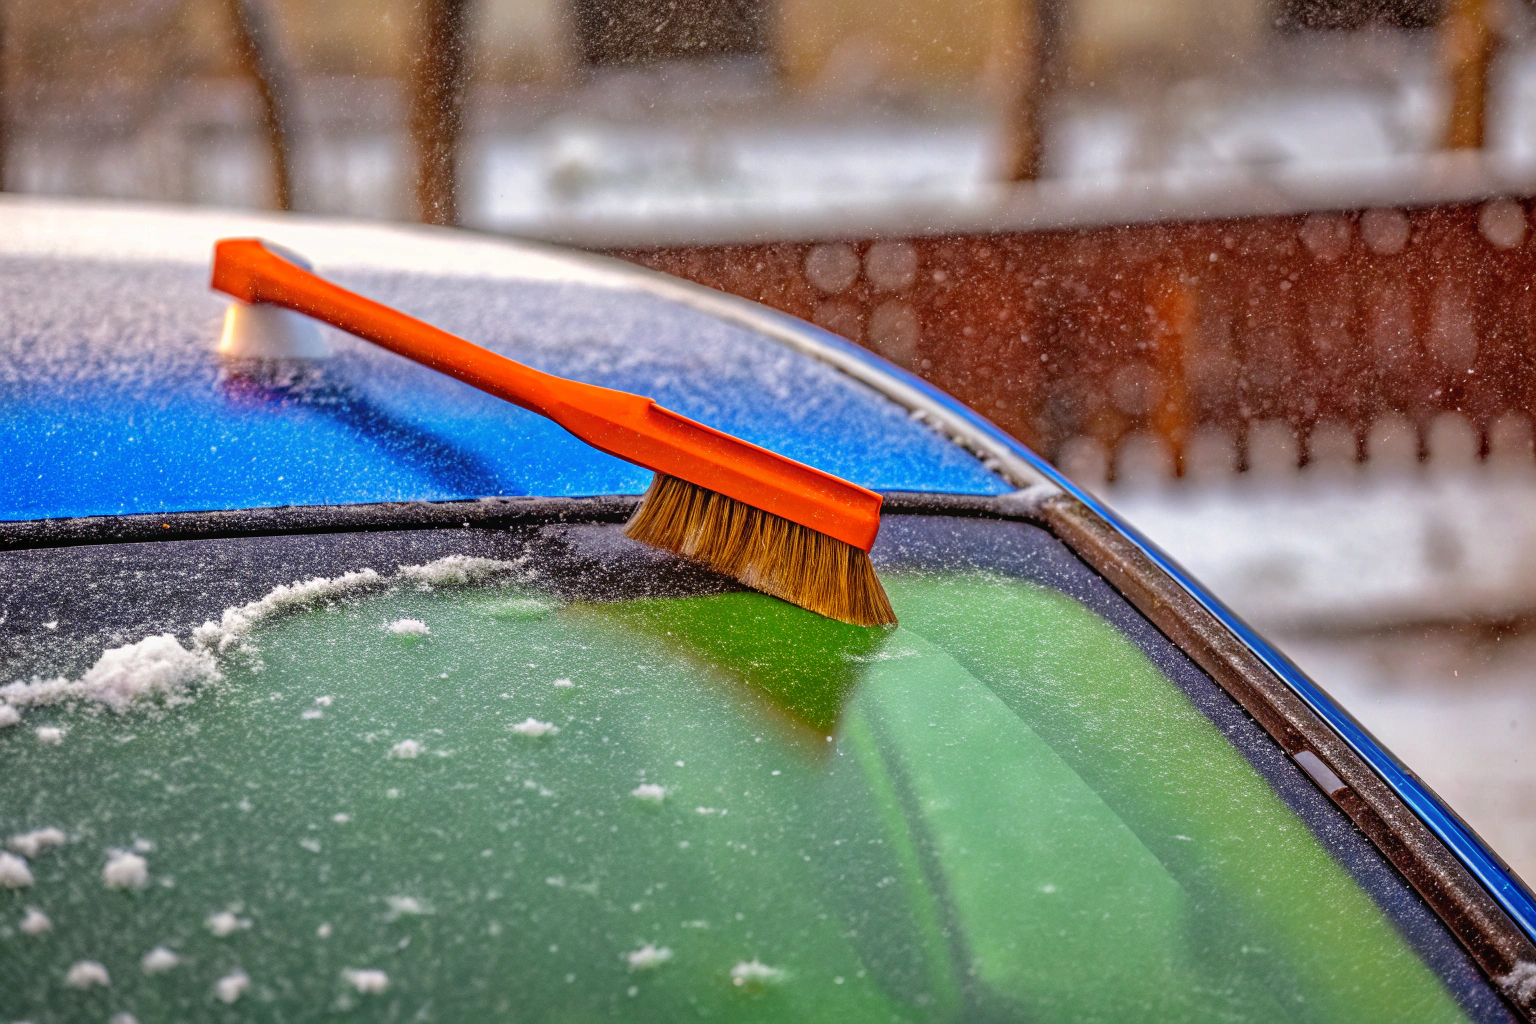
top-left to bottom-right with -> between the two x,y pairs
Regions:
0,259 -> 1008,522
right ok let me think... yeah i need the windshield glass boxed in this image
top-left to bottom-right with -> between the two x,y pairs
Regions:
0,515 -> 1506,1021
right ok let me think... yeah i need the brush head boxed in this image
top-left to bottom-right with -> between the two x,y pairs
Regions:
625,475 -> 897,627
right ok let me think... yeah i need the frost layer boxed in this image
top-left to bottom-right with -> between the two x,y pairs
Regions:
3,555 -> 529,727
103,850 -> 149,889
343,968 -> 390,993
193,569 -> 384,652
0,635 -> 217,714
8,827 -> 66,858
215,969 -> 250,1003
398,554 -> 523,587
0,853 -> 34,888
141,947 -> 180,973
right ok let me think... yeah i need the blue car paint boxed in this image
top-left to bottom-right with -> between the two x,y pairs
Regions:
0,259 -> 1008,521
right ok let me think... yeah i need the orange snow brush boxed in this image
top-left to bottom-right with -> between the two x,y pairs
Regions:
211,238 -> 895,626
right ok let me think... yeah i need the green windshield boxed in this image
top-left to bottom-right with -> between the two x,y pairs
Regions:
0,548 -> 1479,1022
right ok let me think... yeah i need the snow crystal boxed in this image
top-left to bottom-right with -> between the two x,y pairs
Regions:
343,968 -> 390,993
0,852 -> 34,888
109,1014 -> 138,1024
332,813 -> 351,824
552,678 -> 575,688
193,570 -> 382,653
1,635 -> 218,715
35,726 -> 64,745
317,922 -> 333,939
510,718 -> 558,737
315,695 -> 333,706
207,909 -> 252,936
626,944 -> 673,970
730,960 -> 787,988
133,838 -> 155,853
0,704 -> 18,728
103,850 -> 149,889
65,961 -> 110,989
389,739 -> 424,759
386,618 -> 429,635
299,838 -> 321,853
630,784 -> 666,805
19,907 -> 50,934
8,827 -> 66,858
141,946 -> 180,973
301,708 -> 324,719
386,895 -> 430,918
398,554 -> 522,587
214,969 -> 250,1003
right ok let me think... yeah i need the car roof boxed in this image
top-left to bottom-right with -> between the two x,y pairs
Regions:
0,199 -> 1023,522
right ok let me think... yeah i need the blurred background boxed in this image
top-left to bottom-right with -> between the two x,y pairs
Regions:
3,0 -> 1536,882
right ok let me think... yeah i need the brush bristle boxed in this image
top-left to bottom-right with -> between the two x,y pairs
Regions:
624,474 -> 896,627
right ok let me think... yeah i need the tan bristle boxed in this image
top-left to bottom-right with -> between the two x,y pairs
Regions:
624,474 -> 896,627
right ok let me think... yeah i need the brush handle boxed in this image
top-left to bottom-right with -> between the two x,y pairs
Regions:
210,238 -> 883,551
211,238 -> 638,423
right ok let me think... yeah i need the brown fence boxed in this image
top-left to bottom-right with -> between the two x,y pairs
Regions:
615,199 -> 1536,482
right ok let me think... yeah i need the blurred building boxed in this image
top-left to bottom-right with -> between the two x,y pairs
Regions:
2,0 -> 1512,224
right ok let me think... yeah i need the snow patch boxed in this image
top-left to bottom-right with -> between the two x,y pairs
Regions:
511,718 -> 558,737
386,618 -> 429,635
1500,961 -> 1536,1004
207,909 -> 252,936
193,570 -> 383,653
630,784 -> 666,805
385,895 -> 431,918
626,943 -> 673,970
730,960 -> 787,988
552,678 -> 575,688
35,726 -> 64,745
343,968 -> 390,994
2,555 -> 530,727
20,907 -> 51,934
65,961 -> 110,989
399,554 -> 523,587
0,635 -> 218,719
389,739 -> 424,759
141,946 -> 180,973
0,852 -> 34,888
8,827 -> 66,858
214,969 -> 250,1003
103,850 -> 149,890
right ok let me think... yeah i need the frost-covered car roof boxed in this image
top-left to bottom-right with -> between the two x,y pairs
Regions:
0,200 -> 1011,522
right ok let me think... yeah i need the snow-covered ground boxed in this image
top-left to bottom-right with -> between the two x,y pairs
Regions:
1104,471 -> 1536,884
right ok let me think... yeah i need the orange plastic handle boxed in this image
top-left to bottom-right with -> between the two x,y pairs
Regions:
211,238 -> 883,551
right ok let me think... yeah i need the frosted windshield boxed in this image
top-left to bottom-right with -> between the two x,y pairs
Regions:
0,517 -> 1503,1022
